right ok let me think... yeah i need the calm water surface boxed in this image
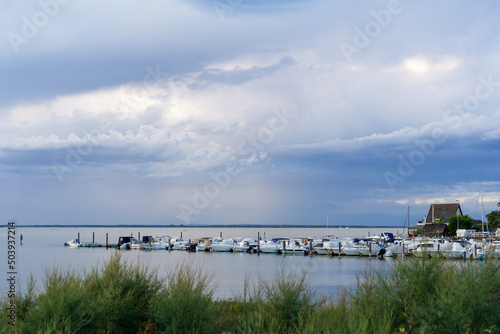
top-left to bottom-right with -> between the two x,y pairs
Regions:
1,226 -> 403,299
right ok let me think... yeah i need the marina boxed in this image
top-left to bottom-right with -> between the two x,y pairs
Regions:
4,225 -> 498,301
65,228 -> 500,260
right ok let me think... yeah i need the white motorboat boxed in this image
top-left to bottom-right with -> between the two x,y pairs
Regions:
260,238 -> 289,253
211,238 -> 235,252
262,238 -> 290,253
194,237 -> 212,252
484,241 -> 500,258
260,242 -> 280,253
66,239 -> 81,247
383,241 -> 410,257
315,240 -> 336,255
234,238 -> 258,252
412,240 -> 450,258
343,246 -> 361,256
442,242 -> 468,259
141,236 -> 169,250
358,243 -> 383,257
280,237 -> 308,254
169,237 -> 190,250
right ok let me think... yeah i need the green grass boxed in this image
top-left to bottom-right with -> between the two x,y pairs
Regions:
1,255 -> 499,333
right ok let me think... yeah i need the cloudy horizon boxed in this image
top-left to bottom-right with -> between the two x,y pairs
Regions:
1,0 -> 499,226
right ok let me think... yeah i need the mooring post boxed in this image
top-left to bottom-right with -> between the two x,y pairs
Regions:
257,232 -> 260,255
168,238 -> 171,251
138,232 -> 140,241
77,232 -> 80,244
338,242 -> 341,258
369,243 -> 372,258
474,243 -> 477,259
309,239 -> 313,257
181,231 -> 183,239
282,240 -> 286,256
402,242 -> 405,259
106,233 -> 108,248
220,232 -> 222,238
93,232 -> 95,243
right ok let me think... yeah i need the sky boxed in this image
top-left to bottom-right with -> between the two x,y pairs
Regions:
1,0 -> 499,226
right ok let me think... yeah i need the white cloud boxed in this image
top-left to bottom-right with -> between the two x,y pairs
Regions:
403,55 -> 461,75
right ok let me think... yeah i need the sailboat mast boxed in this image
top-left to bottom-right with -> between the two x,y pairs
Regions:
407,206 -> 410,237
480,185 -> 488,233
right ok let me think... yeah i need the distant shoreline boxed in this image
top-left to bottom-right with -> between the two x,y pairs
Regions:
4,224 -> 403,228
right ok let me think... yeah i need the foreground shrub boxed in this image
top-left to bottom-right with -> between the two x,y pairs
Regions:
150,264 -> 217,334
1,253 -> 163,333
340,258 -> 500,334
237,270 -> 319,333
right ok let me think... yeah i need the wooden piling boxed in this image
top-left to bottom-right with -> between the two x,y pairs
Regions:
138,232 -> 140,241
257,232 -> 260,255
282,240 -> 286,256
402,242 -> 405,259
220,232 -> 222,238
106,233 -> 108,248
93,232 -> 95,243
369,243 -> 372,258
338,242 -> 341,258
309,239 -> 313,257
181,231 -> 183,239
168,238 -> 171,251
77,233 -> 80,244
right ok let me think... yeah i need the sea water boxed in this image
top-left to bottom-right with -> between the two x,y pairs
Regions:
1,226 -> 402,299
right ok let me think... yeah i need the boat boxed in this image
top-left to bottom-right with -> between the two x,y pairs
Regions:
211,238 -> 236,252
358,243 -> 383,257
340,238 -> 362,256
315,240 -> 338,255
234,238 -> 258,252
442,242 -> 469,259
116,236 -> 138,249
130,239 -> 141,249
279,237 -> 309,255
485,241 -> 500,258
141,236 -> 169,250
168,236 -> 190,250
194,237 -> 212,252
412,240 -> 450,258
343,246 -> 361,256
383,241 -> 410,257
66,239 -> 81,247
260,238 -> 288,253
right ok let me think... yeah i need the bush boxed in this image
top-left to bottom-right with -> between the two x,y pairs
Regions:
236,270 -> 319,333
1,253 -> 163,334
150,264 -> 217,334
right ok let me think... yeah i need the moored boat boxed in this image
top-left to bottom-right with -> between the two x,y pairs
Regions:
66,239 -> 81,247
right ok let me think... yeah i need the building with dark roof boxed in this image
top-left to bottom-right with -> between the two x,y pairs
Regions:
426,203 -> 462,224
422,223 -> 450,237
